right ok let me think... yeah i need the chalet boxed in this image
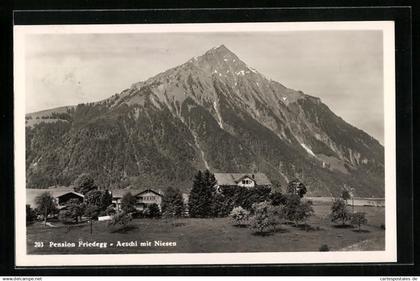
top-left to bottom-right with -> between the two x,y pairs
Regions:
111,189 -> 163,212
26,187 -> 84,209
213,173 -> 272,192
56,191 -> 84,206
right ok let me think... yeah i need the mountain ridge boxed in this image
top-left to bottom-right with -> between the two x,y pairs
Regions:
25,45 -> 384,197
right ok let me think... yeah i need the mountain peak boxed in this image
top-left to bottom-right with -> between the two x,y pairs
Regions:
208,44 -> 230,53
201,44 -> 239,61
184,44 -> 248,76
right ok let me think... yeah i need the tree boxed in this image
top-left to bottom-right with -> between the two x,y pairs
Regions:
67,198 -> 84,222
146,203 -> 161,218
35,192 -> 56,225
330,198 -> 352,226
84,190 -> 103,207
341,190 -> 351,202
229,206 -> 250,226
270,191 -> 286,206
84,204 -> 100,234
58,209 -> 74,224
188,170 -> 215,218
121,192 -> 137,213
161,187 -> 184,218
351,212 -> 368,232
84,204 -> 100,219
73,173 -> 97,195
212,185 -> 271,215
58,198 -> 85,223
283,193 -> 301,225
107,211 -> 132,233
283,194 -> 313,227
294,200 -> 314,230
26,204 -> 37,225
249,201 -> 281,234
84,190 -> 112,216
211,192 -> 232,217
99,190 -> 113,212
287,179 -> 307,198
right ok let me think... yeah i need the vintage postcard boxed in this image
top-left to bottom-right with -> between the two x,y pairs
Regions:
14,21 -> 396,266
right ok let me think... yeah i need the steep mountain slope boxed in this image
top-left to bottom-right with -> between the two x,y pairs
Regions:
26,45 -> 384,196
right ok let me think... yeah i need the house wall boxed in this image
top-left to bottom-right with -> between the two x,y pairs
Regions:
112,192 -> 163,212
112,198 -> 122,211
236,177 -> 256,188
137,192 -> 162,208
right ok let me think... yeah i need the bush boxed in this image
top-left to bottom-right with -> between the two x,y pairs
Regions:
287,179 -> 307,198
58,209 -> 77,224
319,244 -> 330,251
145,203 -> 161,218
107,212 -> 132,232
330,198 -> 352,226
250,201 -> 281,234
350,212 -> 368,232
229,206 -> 250,226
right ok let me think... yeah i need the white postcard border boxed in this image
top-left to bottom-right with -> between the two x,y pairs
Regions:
14,21 -> 396,266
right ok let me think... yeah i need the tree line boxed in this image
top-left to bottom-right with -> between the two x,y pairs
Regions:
28,170 -> 368,235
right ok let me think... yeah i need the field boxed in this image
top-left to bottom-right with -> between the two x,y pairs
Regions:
27,204 -> 385,255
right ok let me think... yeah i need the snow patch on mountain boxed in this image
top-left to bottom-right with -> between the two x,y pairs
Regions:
249,67 -> 258,73
300,143 -> 316,157
213,100 -> 224,129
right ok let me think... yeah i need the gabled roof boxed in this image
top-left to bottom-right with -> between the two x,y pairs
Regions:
214,173 -> 272,186
111,188 -> 163,199
56,191 -> 84,198
111,189 -> 143,199
137,189 -> 163,197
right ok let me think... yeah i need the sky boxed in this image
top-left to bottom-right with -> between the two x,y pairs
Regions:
25,30 -> 384,143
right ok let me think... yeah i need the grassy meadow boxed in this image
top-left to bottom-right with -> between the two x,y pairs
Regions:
27,204 -> 385,255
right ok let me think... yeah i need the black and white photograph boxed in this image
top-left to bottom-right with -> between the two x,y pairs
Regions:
13,22 -> 397,266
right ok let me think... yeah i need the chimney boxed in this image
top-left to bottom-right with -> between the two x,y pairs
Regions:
252,174 -> 255,179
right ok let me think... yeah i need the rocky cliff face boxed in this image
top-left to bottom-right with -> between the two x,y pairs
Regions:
26,45 -> 384,196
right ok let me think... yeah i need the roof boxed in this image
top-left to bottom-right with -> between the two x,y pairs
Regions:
26,187 -> 76,207
137,189 -> 163,197
56,191 -> 84,198
214,173 -> 272,186
111,188 -> 163,199
111,189 -> 143,199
